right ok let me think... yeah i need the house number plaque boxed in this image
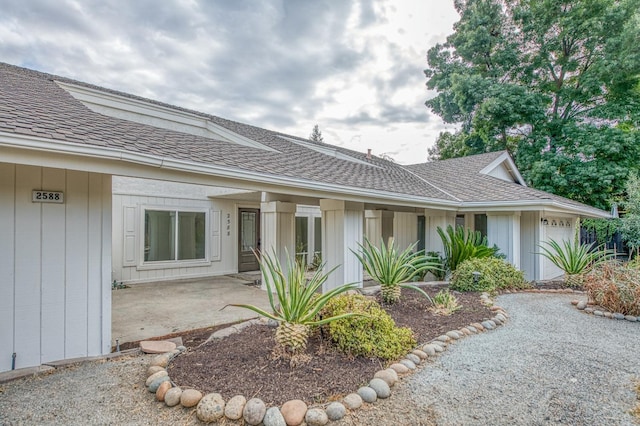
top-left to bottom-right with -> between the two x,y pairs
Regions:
32,190 -> 64,204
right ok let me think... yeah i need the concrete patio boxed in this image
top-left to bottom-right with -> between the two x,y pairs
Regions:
111,274 -> 271,347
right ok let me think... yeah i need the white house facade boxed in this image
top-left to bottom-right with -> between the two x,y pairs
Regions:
0,63 -> 608,373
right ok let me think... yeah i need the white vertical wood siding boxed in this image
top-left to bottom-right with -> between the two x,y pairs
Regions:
487,213 -> 521,268
321,200 -> 363,291
0,163 -> 16,372
343,209 -> 364,286
393,212 -> 417,251
112,193 -> 237,283
365,210 -> 382,245
425,212 -> 455,255
520,211 -> 540,281
0,163 -> 111,372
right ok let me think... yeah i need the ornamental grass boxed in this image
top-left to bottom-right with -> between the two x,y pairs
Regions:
583,261 -> 640,316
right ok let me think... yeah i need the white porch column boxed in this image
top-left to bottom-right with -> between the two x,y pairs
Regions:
320,199 -> 364,292
424,209 -> 456,255
487,212 -> 521,268
464,213 -> 475,232
260,201 -> 296,285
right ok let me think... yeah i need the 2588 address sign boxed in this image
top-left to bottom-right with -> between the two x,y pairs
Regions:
32,190 -> 64,204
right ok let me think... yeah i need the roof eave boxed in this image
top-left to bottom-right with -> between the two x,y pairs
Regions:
0,132 -> 459,209
458,199 -> 610,218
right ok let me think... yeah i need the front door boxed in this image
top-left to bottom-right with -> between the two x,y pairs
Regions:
238,209 -> 260,272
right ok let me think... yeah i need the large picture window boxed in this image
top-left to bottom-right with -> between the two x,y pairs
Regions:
144,209 -> 207,262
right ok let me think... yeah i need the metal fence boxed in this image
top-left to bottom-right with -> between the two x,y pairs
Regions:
580,226 -> 629,257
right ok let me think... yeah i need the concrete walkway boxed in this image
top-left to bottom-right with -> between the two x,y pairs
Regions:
111,275 -> 271,346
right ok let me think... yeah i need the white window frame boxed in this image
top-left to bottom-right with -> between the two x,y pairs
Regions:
137,206 -> 211,270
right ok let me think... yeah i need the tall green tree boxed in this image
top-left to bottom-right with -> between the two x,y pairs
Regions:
620,172 -> 640,256
425,0 -> 640,209
309,124 -> 324,142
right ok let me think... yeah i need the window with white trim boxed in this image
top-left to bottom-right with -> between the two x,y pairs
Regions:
144,209 -> 207,262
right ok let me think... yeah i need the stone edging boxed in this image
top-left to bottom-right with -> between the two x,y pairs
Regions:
142,292 -> 509,425
500,287 -> 637,323
571,300 -> 639,323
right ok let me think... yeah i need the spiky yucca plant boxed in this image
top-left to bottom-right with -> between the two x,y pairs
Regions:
437,225 -> 499,274
228,250 -> 358,355
538,238 -> 612,287
352,238 -> 440,304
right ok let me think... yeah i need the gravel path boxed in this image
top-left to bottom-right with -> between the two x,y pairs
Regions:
338,293 -> 640,426
1,293 -> 638,425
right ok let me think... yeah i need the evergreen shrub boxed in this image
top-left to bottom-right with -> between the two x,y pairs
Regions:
320,294 -> 416,360
451,257 -> 529,292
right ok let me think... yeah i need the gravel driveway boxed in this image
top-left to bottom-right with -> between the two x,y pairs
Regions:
1,293 -> 639,425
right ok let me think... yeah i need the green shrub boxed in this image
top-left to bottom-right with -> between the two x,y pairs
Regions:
451,257 -> 529,292
320,294 -> 416,360
627,257 -> 640,269
584,261 -> 640,316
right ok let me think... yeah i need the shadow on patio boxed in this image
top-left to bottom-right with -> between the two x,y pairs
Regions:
111,274 -> 270,347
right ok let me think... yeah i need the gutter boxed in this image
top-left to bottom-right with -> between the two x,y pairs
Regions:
458,200 -> 610,218
1,133 -> 610,218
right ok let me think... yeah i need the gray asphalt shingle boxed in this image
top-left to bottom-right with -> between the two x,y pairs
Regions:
0,62 -> 454,201
0,62 -> 608,217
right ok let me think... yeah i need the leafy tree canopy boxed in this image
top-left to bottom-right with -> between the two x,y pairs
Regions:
620,172 -> 640,253
425,0 -> 640,209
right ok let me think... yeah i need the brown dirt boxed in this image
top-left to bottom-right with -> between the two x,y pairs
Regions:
166,286 -> 495,406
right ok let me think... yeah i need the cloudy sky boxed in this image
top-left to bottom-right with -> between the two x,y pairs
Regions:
1,0 -> 459,164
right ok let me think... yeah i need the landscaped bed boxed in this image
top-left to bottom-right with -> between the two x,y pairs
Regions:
166,286 -> 494,406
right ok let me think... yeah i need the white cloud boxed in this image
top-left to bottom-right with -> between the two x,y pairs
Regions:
0,0 -> 459,164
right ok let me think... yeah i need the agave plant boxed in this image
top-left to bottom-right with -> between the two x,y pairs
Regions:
437,225 -> 499,274
352,238 -> 440,304
538,238 -> 613,287
228,250 -> 359,355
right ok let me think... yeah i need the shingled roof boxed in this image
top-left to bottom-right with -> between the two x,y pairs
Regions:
406,152 -> 608,217
0,62 -> 608,217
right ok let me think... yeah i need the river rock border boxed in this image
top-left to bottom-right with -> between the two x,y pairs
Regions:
571,299 -> 639,323
501,286 -> 639,324
142,292 -> 509,425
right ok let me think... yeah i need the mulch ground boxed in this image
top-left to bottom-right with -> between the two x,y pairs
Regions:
166,286 -> 495,406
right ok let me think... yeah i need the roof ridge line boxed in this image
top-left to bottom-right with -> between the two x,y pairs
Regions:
397,164 -> 462,203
